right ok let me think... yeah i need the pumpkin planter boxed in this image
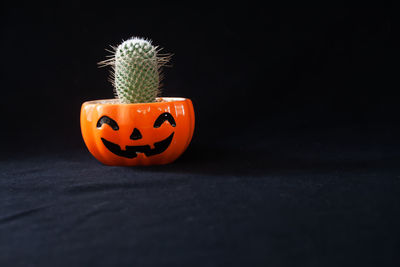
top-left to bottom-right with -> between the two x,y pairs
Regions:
81,97 -> 194,166
80,37 -> 195,166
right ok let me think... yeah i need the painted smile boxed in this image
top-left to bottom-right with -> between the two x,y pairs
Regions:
101,132 -> 174,158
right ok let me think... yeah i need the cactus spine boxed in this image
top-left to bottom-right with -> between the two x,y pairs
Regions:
100,37 -> 171,103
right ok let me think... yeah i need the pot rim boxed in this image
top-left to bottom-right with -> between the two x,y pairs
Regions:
83,97 -> 189,106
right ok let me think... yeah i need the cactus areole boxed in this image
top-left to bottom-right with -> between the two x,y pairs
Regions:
80,37 -> 195,166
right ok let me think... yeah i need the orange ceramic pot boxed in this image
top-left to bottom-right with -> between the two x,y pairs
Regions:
80,97 -> 195,166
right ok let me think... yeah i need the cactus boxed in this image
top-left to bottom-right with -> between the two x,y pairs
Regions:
99,37 -> 171,103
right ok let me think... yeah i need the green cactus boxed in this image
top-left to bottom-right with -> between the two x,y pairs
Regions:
99,37 -> 171,103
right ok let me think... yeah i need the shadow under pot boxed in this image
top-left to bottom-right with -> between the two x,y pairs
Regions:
80,97 -> 195,166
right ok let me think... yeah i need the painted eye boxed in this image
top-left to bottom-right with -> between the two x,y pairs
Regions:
153,113 -> 176,128
97,116 -> 119,130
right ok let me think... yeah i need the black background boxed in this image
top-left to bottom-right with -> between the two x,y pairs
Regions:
1,2 -> 399,267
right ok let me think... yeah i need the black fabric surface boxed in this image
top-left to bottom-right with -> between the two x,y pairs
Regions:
1,125 -> 399,267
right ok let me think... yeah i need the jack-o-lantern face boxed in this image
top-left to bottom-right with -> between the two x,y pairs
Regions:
97,112 -> 176,158
80,98 -> 195,166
